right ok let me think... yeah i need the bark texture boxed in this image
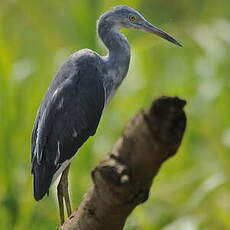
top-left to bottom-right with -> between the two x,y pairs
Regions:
59,96 -> 187,230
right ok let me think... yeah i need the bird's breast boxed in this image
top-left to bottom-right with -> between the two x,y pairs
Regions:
103,68 -> 126,105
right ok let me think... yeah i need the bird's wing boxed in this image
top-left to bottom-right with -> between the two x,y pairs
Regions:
31,66 -> 105,200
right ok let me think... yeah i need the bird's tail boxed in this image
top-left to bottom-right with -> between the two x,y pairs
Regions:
32,160 -> 55,201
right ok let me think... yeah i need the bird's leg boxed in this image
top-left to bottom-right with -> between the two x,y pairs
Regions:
57,176 -> 65,224
62,164 -> 72,217
57,164 -> 72,224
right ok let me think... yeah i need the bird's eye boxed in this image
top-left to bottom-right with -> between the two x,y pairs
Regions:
128,15 -> 137,23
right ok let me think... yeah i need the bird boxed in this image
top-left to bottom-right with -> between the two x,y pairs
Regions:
31,5 -> 182,224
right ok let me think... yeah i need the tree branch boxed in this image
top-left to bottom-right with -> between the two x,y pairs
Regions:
59,96 -> 187,230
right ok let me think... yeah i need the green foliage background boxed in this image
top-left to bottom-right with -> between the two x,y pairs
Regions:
0,0 -> 230,229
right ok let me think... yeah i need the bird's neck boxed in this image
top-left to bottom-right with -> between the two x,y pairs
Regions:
98,21 -> 131,83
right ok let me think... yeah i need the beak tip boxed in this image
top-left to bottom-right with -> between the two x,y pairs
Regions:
175,40 -> 183,47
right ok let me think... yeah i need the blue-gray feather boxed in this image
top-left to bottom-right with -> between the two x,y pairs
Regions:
31,6 -> 139,200
31,5 -> 181,201
31,6 -> 142,200
32,51 -> 105,200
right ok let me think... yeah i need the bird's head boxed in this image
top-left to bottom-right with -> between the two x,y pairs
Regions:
101,5 -> 182,47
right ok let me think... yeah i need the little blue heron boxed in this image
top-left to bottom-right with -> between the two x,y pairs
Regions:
31,5 -> 182,224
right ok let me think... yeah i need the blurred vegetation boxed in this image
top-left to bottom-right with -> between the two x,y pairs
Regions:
0,0 -> 230,229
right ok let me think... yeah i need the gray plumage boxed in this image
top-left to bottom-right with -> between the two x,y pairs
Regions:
31,5 -> 182,201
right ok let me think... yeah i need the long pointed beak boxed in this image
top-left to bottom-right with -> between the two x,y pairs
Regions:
142,21 -> 182,47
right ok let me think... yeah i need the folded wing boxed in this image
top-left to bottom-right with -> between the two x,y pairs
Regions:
31,65 -> 105,201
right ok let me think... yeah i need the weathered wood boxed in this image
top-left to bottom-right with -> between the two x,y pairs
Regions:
59,96 -> 187,230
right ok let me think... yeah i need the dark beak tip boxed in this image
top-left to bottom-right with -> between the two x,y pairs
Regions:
177,42 -> 183,47
172,39 -> 183,47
